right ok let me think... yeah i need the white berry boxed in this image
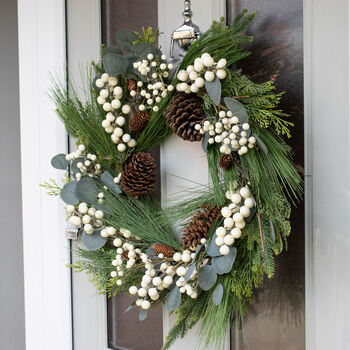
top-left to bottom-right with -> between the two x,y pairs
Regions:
220,245 -> 230,255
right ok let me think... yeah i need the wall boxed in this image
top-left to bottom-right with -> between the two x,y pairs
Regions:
0,0 -> 26,348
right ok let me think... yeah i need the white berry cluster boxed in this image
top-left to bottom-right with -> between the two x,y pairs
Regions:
96,73 -> 136,152
65,144 -> 101,180
196,110 -> 257,155
132,53 -> 174,112
66,202 -> 105,235
176,53 -> 227,94
214,186 -> 255,255
110,243 -> 204,310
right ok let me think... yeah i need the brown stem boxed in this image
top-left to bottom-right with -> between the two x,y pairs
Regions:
257,213 -> 265,252
232,95 -> 249,99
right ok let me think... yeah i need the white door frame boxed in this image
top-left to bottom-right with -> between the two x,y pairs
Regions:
18,0 -> 350,349
17,1 -> 72,349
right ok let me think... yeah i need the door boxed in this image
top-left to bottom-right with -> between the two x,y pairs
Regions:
227,1 -> 305,349
67,1 -> 303,349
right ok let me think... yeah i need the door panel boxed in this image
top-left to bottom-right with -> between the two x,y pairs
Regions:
227,1 -> 305,349
101,2 -> 164,349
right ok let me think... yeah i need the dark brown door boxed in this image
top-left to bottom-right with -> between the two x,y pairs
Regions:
227,1 -> 305,349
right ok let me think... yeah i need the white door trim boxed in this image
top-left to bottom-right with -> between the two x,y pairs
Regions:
17,1 -> 72,349
304,0 -> 350,349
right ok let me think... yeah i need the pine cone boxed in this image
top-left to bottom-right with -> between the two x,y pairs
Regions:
219,155 -> 233,170
181,205 -> 221,249
129,111 -> 150,133
152,243 -> 175,257
164,93 -> 205,142
120,152 -> 156,196
127,79 -> 137,91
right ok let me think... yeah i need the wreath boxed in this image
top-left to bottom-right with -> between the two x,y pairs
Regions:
44,11 -> 302,349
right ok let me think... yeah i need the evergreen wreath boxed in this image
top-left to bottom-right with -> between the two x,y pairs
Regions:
44,11 -> 302,349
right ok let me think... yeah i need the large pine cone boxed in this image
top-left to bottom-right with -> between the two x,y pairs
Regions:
181,205 -> 221,249
127,79 -> 137,91
164,93 -> 205,141
120,152 -> 156,196
152,243 -> 175,257
129,111 -> 150,133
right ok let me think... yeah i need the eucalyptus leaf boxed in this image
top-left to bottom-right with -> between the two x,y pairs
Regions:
92,74 -> 102,92
184,263 -> 196,281
205,76 -> 221,106
101,171 -> 122,194
75,176 -> 100,204
102,45 -> 123,56
197,265 -> 217,291
212,247 -> 237,275
212,283 -> 224,305
51,153 -> 69,170
70,157 -> 84,175
201,132 -> 210,153
81,229 -> 107,251
60,180 -> 79,205
270,220 -> 276,243
124,305 -> 134,314
103,53 -> 129,77
116,29 -> 138,44
245,201 -> 257,223
253,134 -> 269,155
116,40 -> 134,52
165,286 -> 181,311
206,237 -> 221,257
139,309 -> 147,321
133,42 -> 162,58
146,245 -> 156,257
224,97 -> 248,124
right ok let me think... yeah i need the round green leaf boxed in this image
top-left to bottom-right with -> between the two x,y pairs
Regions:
165,286 -> 182,312
116,29 -> 138,44
205,76 -> 221,106
198,265 -> 217,291
101,171 -> 122,194
51,153 -> 69,170
102,45 -> 123,57
92,74 -> 102,92
81,229 -> 107,251
202,132 -> 210,153
206,237 -> 221,257
70,157 -> 84,175
253,134 -> 269,155
212,283 -> 224,305
103,53 -> 129,77
60,180 -> 79,205
75,176 -> 99,204
224,97 -> 248,124
212,247 -> 237,275
185,263 -> 195,281
139,309 -> 147,321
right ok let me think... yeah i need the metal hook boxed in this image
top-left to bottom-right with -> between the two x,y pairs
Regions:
170,0 -> 201,57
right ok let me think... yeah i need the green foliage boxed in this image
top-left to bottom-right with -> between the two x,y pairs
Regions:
222,69 -> 294,137
102,191 -> 181,249
179,12 -> 255,69
40,175 -> 70,196
49,67 -> 126,169
134,26 -> 161,45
